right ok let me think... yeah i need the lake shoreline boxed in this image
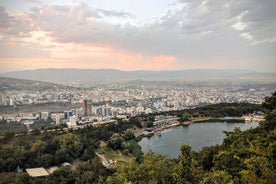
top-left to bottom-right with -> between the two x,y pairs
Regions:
138,121 -> 259,158
138,117 -> 248,139
191,117 -> 245,123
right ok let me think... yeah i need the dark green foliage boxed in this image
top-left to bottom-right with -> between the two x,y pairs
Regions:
192,103 -> 263,117
263,91 -> 276,111
213,151 -> 245,176
146,121 -> 153,128
107,152 -> 175,184
13,173 -> 34,184
74,158 -> 107,183
30,120 -> 55,130
107,133 -> 125,150
122,129 -> 135,141
0,122 -> 28,133
0,115 -> 141,183
173,144 -> 195,184
181,112 -> 190,121
47,167 -> 75,184
156,102 -> 263,119
127,139 -> 144,158
200,170 -> 234,184
199,145 -> 220,171
0,172 -> 17,184
0,132 -> 15,144
128,116 -> 142,128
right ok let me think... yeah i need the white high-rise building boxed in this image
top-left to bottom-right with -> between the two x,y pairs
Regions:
9,98 -> 13,106
56,115 -> 60,125
68,116 -> 77,128
41,112 -> 49,121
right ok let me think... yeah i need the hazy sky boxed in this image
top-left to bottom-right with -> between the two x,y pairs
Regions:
0,0 -> 275,73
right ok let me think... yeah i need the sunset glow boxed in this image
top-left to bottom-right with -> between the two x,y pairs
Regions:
0,0 -> 275,73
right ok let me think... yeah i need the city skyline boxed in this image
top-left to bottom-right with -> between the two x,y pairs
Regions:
0,0 -> 276,73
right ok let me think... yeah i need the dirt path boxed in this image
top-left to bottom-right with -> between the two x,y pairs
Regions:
96,152 -> 109,167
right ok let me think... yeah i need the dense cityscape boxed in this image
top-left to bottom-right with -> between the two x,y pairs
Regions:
0,80 -> 274,127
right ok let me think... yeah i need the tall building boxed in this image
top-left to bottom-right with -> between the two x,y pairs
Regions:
9,98 -> 14,106
68,116 -> 77,128
83,100 -> 88,116
87,104 -> 92,116
40,112 -> 49,121
56,115 -> 60,125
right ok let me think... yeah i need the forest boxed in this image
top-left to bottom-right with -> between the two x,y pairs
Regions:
0,92 -> 275,183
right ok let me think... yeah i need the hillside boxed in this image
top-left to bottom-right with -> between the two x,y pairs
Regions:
0,77 -> 70,91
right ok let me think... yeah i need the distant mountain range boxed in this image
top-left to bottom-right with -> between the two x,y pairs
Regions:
0,68 -> 275,83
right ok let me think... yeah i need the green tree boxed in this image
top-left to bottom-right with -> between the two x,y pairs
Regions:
173,144 -> 195,184
123,129 -> 135,141
13,173 -> 33,184
47,167 -> 75,184
74,158 -> 107,184
268,140 -> 276,167
39,153 -> 54,167
262,91 -> 276,129
240,156 -> 276,184
107,133 -> 125,150
59,133 -> 83,158
263,91 -> 276,111
213,151 -> 244,176
1,132 -> 14,144
200,170 -> 234,184
55,148 -> 72,164
107,152 -> 174,184
181,112 -> 190,121
199,145 -> 220,171
31,139 -> 46,154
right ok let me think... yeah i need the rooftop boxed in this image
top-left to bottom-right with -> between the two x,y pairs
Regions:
26,167 -> 49,177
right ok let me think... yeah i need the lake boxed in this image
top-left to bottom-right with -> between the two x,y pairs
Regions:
138,122 -> 258,158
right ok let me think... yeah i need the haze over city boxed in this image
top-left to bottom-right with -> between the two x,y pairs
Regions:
0,0 -> 276,73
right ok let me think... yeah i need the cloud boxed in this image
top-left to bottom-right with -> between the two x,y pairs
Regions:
0,6 -> 14,28
6,1 -> 274,51
227,1 -> 276,43
96,8 -> 133,18
177,0 -> 276,44
232,21 -> 246,31
29,2 -> 98,33
0,0 -> 275,72
0,6 -> 32,36
241,32 -> 252,41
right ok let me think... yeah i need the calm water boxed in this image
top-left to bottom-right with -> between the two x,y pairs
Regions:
139,122 -> 258,158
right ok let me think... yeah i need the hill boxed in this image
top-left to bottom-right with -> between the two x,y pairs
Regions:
1,68 -> 276,83
0,77 -> 71,91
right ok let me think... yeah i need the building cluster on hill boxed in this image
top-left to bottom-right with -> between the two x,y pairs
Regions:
1,82 -> 274,108
0,81 -> 274,129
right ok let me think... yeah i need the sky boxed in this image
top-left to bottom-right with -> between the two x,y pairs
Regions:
0,0 -> 275,73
